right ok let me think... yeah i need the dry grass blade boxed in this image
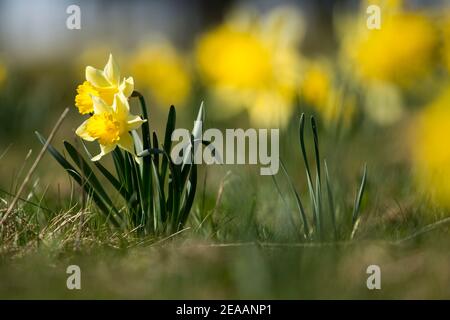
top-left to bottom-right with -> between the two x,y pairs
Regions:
0,107 -> 69,225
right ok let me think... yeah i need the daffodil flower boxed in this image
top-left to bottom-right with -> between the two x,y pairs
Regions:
76,93 -> 146,161
75,54 -> 134,114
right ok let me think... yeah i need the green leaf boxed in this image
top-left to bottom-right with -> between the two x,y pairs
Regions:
299,114 -> 319,235
123,149 -> 133,196
36,132 -> 121,227
179,163 -> 197,229
311,116 -> 321,184
151,159 -> 166,230
299,114 -> 313,186
161,105 -> 176,186
311,117 -> 322,239
324,160 -> 337,240
280,159 -> 309,238
152,132 -> 160,171
63,141 -> 113,207
81,140 -> 131,201
352,163 -> 367,226
132,91 -> 153,225
112,148 -> 126,183
126,152 -> 145,229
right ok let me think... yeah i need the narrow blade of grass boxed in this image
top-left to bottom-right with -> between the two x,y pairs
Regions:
279,159 -> 310,238
352,163 -> 368,226
299,114 -> 319,235
324,160 -> 337,240
311,116 -> 321,183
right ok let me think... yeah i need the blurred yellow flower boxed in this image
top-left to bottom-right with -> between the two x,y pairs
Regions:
197,25 -> 272,89
301,62 -> 331,109
76,93 -> 145,161
196,7 -> 304,127
130,42 -> 191,108
248,91 -> 294,128
300,60 -> 355,126
75,54 -> 134,114
364,82 -> 404,125
343,9 -> 437,86
413,87 -> 450,207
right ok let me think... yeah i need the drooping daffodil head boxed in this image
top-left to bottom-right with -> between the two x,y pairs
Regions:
75,54 -> 134,114
76,92 -> 146,161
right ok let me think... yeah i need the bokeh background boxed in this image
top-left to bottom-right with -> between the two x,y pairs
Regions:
1,0 -> 450,300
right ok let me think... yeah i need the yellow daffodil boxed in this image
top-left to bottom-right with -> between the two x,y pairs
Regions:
76,93 -> 145,161
195,6 -> 304,127
412,87 -> 450,208
301,62 -> 332,109
299,60 -> 355,127
129,42 -> 191,108
75,54 -> 134,114
197,25 -> 272,89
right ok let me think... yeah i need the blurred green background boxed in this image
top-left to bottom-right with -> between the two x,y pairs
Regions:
1,0 -> 450,234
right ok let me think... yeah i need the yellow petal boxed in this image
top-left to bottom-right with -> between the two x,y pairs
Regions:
75,120 -> 95,141
118,133 -> 135,155
113,92 -> 130,119
91,144 -> 116,162
92,95 -> 112,114
86,66 -> 110,87
127,115 -> 146,131
119,77 -> 134,97
103,54 -> 120,86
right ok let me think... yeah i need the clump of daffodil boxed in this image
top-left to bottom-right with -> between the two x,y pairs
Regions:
412,87 -> 450,208
340,0 -> 437,87
39,53 -> 203,234
75,54 -> 134,114
76,92 -> 145,161
129,41 -> 191,108
74,54 -> 145,161
196,6 -> 304,127
299,60 -> 355,127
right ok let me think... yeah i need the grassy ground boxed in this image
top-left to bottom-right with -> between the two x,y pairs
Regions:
0,234 -> 449,299
1,120 -> 450,299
